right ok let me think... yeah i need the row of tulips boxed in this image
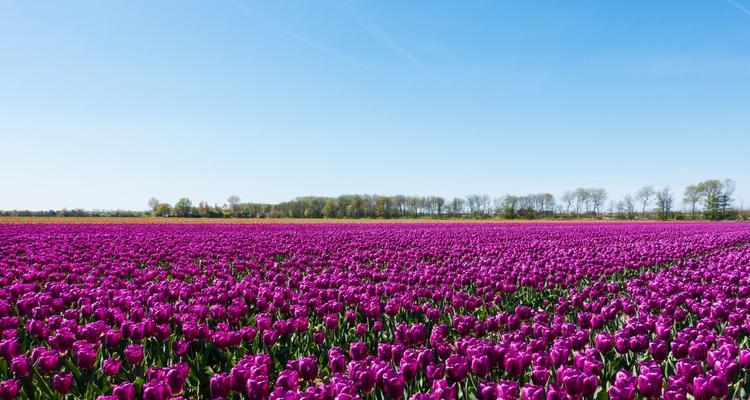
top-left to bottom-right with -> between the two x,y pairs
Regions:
0,222 -> 749,399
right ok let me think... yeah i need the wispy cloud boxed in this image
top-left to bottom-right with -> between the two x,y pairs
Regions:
728,0 -> 750,18
283,31 -> 369,70
227,0 -> 368,70
358,21 -> 426,71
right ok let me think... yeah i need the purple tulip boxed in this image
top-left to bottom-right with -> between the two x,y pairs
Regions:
52,372 -> 74,394
382,369 -> 405,400
143,380 -> 170,400
520,384 -> 544,400
298,356 -> 318,380
445,355 -> 469,383
112,382 -> 135,400
209,373 -> 230,399
102,358 -> 121,376
0,380 -> 20,400
124,344 -> 144,365
349,341 -> 367,361
637,362 -> 663,398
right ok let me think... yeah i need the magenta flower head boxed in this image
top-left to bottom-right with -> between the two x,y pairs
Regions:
349,341 -> 367,361
497,379 -> 520,400
166,363 -> 189,395
353,365 -> 376,392
143,380 -> 170,400
531,366 -> 549,385
324,314 -> 339,330
52,372 -> 74,394
275,370 -> 298,391
10,355 -> 30,378
0,380 -> 20,400
112,382 -> 135,400
608,371 -> 636,400
382,369 -> 405,400
209,373 -> 230,399
298,356 -> 318,381
102,358 -> 121,376
739,349 -> 750,369
0,339 -> 22,360
445,354 -> 469,383
675,359 -> 702,382
10,355 -> 31,378
471,355 -> 490,378
520,384 -> 544,400
594,332 -> 614,353
431,379 -> 456,399
693,372 -> 729,400
649,339 -> 668,362
312,330 -> 325,344
36,350 -> 61,374
637,362 -> 663,399
328,348 -> 347,373
124,344 -> 144,365
503,351 -> 527,377
245,375 -> 269,400
400,356 -> 419,382
173,339 -> 189,356
688,342 -> 708,361
478,381 -> 497,400
105,330 -> 122,348
582,374 -> 599,398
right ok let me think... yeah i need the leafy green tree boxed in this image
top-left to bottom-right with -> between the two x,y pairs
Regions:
154,203 -> 172,217
174,198 -> 193,217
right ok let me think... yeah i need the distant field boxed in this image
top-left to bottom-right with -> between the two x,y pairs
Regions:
0,216 -> 664,224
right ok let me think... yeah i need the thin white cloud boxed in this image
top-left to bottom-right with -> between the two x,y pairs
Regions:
283,31 -> 369,70
728,0 -> 750,18
227,0 -> 368,70
358,20 -> 426,71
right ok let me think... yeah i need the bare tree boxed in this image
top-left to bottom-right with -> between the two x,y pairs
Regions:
148,197 -> 159,212
635,186 -> 656,216
621,195 -> 636,219
227,195 -> 241,216
573,188 -> 590,216
561,191 -> 574,215
655,187 -> 673,220
587,189 -> 607,217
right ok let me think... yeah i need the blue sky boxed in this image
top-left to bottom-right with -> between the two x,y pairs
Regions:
1,1 -> 749,211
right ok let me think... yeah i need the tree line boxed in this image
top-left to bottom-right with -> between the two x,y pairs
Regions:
135,179 -> 741,221
2,179 -> 742,221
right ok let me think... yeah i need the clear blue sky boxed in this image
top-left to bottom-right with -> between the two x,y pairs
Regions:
1,1 -> 749,211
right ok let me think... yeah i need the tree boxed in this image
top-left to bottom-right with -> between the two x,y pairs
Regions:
620,195 -> 636,219
696,179 -> 735,220
227,195 -> 241,216
561,191 -> 574,215
635,186 -> 656,216
174,198 -> 193,217
154,203 -> 172,217
148,198 -> 159,212
588,189 -> 607,217
447,198 -> 466,217
434,197 -> 445,217
322,199 -> 338,218
655,187 -> 673,220
466,194 -> 487,217
500,195 -> 520,219
683,185 -> 702,218
374,196 -> 393,218
573,188 -> 589,216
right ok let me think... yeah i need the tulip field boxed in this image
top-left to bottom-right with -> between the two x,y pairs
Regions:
2,222 -> 750,400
